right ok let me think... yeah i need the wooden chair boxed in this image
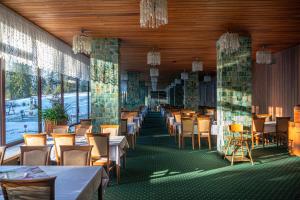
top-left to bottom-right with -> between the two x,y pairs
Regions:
276,117 -> 290,147
60,145 -> 92,166
52,125 -> 69,134
75,124 -> 92,136
0,177 -> 56,200
121,119 -> 135,149
252,117 -> 266,148
23,134 -> 47,146
197,116 -> 212,150
86,133 -> 113,176
256,114 -> 272,122
20,146 -> 51,166
80,119 -> 92,126
179,117 -> 195,150
52,134 -> 75,164
100,125 -> 119,136
174,114 -> 181,123
0,146 -> 6,165
225,124 -> 254,166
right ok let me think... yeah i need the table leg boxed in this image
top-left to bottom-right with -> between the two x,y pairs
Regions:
116,164 -> 120,184
98,181 -> 103,200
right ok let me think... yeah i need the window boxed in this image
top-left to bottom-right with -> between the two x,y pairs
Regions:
79,80 -> 89,120
41,70 -> 62,131
64,76 -> 77,124
5,62 -> 38,143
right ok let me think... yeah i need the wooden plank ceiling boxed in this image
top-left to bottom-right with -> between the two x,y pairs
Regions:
2,0 -> 300,87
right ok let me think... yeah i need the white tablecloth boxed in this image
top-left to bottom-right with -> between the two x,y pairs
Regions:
133,117 -> 141,128
0,166 -> 108,200
49,136 -> 129,166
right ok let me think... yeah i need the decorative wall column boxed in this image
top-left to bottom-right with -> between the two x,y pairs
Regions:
175,84 -> 184,107
184,72 -> 200,110
170,87 -> 175,106
123,72 -> 144,110
216,36 -> 252,152
90,38 -> 120,132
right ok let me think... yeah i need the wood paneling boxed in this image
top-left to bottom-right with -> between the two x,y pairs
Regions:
253,44 -> 300,118
2,0 -> 300,87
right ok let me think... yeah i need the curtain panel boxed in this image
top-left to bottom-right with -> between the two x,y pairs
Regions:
0,4 -> 90,80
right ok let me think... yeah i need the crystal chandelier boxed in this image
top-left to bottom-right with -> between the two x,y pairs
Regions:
192,60 -> 203,72
151,76 -> 158,83
256,46 -> 272,64
151,82 -> 157,91
181,72 -> 189,80
218,32 -> 240,54
150,67 -> 159,77
147,50 -> 161,66
72,29 -> 92,55
140,0 -> 168,29
121,71 -> 128,81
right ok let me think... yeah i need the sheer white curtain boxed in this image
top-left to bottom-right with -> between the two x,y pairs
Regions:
0,4 -> 90,80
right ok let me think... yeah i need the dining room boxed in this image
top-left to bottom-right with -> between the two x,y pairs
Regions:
0,0 -> 300,200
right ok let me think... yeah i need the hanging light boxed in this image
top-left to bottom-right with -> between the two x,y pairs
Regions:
150,67 -> 159,77
181,72 -> 189,80
192,60 -> 203,72
72,29 -> 92,55
147,50 -> 161,66
151,77 -> 158,83
140,0 -> 168,29
121,71 -> 128,81
256,46 -> 272,64
218,32 -> 240,54
171,82 -> 175,87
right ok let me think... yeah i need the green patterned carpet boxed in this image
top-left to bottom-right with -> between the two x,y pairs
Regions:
104,112 -> 300,200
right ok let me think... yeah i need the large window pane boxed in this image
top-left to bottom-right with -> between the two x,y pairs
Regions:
41,70 -> 61,131
64,76 -> 77,124
5,62 -> 38,143
79,80 -> 89,120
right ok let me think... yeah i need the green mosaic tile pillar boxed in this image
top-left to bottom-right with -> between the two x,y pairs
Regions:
139,81 -> 147,107
90,38 -> 120,132
124,72 -> 142,110
184,72 -> 200,110
170,87 -> 175,106
175,84 -> 184,107
216,36 -> 252,152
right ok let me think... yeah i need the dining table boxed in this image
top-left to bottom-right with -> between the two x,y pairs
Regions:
0,165 -> 108,200
48,135 -> 128,184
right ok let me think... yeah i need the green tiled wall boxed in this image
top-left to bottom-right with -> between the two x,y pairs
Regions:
123,72 -> 146,110
90,38 -> 120,132
175,84 -> 184,107
184,73 -> 200,110
216,36 -> 252,152
170,87 -> 175,106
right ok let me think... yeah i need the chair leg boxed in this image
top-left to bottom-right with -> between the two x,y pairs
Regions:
252,133 -> 254,149
262,133 -> 265,148
231,144 -> 236,166
208,135 -> 211,150
192,135 -> 194,150
178,134 -> 181,149
198,133 -> 201,149
245,141 -> 254,165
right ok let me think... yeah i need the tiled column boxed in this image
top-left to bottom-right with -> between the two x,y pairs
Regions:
170,87 -> 175,106
90,38 -> 120,132
175,84 -> 184,107
124,72 -> 144,110
184,72 -> 200,110
216,36 -> 252,152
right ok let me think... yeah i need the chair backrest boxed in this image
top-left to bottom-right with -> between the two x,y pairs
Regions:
52,125 -> 69,134
24,134 -> 47,146
181,117 -> 194,135
75,125 -> 92,136
60,145 -> 92,166
0,146 -> 6,165
80,119 -> 92,126
127,116 -> 134,123
276,117 -> 290,133
100,125 -> 119,136
0,176 -> 56,200
20,146 -> 51,166
256,114 -> 272,122
174,114 -> 181,123
52,134 -> 75,163
197,116 -> 211,133
229,124 -> 243,133
86,133 -> 109,160
121,119 -> 128,135
252,118 -> 265,132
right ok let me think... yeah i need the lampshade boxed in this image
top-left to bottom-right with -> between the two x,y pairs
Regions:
121,72 -> 128,81
256,50 -> 272,64
151,77 -> 158,83
150,67 -> 159,77
181,72 -> 189,80
147,51 -> 161,65
192,60 -> 203,72
218,32 -> 240,54
72,29 -> 92,55
140,0 -> 168,29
